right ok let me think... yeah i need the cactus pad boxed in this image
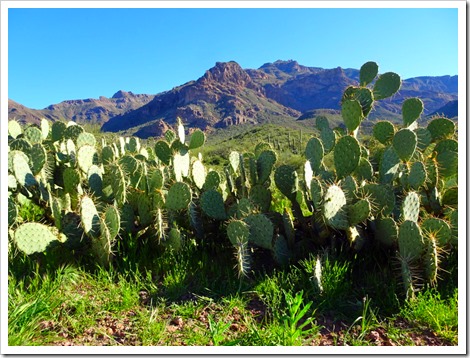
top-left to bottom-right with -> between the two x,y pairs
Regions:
373,72 -> 401,100
359,61 -> 378,86
422,217 -> 452,247
402,98 -> 424,127
348,199 -> 371,226
323,184 -> 348,230
244,213 -> 274,250
274,165 -> 298,201
341,99 -> 363,132
427,117 -> 455,142
227,220 -> 250,246
188,129 -> 206,150
319,126 -> 336,153
305,137 -> 324,172
436,150 -> 458,179
334,136 -> 361,179
8,120 -> 23,139
392,129 -> 417,162
201,189 -> 226,220
401,191 -> 420,222
398,220 -> 424,260
408,161 -> 427,190
166,182 -> 192,211
374,217 -> 398,247
154,140 -> 172,165
14,223 -> 60,255
373,121 -> 395,145
257,150 -> 277,184
24,126 -> 43,145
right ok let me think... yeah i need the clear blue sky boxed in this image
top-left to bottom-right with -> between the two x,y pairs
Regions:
8,7 -> 458,109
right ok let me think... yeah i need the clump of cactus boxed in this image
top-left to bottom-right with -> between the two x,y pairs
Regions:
8,62 -> 458,301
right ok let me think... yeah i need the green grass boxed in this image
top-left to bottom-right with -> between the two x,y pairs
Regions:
8,240 -> 458,346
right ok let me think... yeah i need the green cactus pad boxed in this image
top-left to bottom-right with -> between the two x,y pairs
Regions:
402,98 -> 424,127
334,136 -> 361,179
423,234 -> 439,286
201,189 -> 226,220
76,132 -> 97,149
392,129 -> 417,162
342,86 -> 374,117
362,183 -> 396,217
348,199 -> 371,226
87,165 -> 103,197
165,227 -> 182,251
12,151 -> 37,188
274,165 -> 298,201
315,116 -> 330,131
408,161 -> 427,190
80,196 -> 101,238
203,170 -> 221,191
101,145 -> 115,165
109,164 -> 126,206
427,117 -> 455,142
137,195 -> 153,227
24,126 -> 43,145
379,146 -> 400,184
401,191 -> 420,222
64,123 -> 84,141
148,168 -> 164,192
373,72 -> 401,100
359,61 -> 379,86
166,182 -> 192,211
257,150 -> 277,184
398,220 -> 424,260
8,120 -> 23,139
422,217 -> 452,247
341,99 -> 363,132
103,205 -> 120,240
77,145 -> 98,174
415,127 -> 432,152
254,142 -> 272,159
51,121 -> 66,142
29,143 -> 47,176
400,256 -> 415,300
323,184 -> 348,230
436,150 -> 458,179
441,186 -> 458,208
305,137 -> 324,171
374,217 -> 398,247
125,137 -> 140,153
434,139 -> 458,155
353,157 -> 374,182
310,177 -> 323,210
319,126 -> 336,153
282,210 -> 295,246
14,222 -> 60,255
373,121 -> 395,145
272,235 -> 290,266
164,129 -> 176,144
249,185 -> 272,213
227,220 -> 250,246
341,175 -> 358,202
244,213 -> 274,250
10,138 -> 32,156
154,140 -> 172,165
63,167 -> 80,194
188,129 -> 206,150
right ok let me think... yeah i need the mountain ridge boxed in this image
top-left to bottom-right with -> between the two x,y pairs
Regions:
9,60 -> 458,137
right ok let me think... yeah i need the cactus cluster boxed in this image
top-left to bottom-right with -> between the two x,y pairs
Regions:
8,62 -> 458,300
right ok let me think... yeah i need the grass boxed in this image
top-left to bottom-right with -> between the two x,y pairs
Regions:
7,237 -> 458,347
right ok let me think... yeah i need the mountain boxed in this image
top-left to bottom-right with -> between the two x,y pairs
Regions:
8,91 -> 155,125
101,61 -> 300,138
429,99 -> 458,119
9,60 -> 458,138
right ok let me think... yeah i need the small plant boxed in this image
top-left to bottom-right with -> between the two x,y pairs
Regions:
279,290 -> 318,345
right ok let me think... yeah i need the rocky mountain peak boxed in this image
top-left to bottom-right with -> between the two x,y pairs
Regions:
200,61 -> 253,87
112,90 -> 133,99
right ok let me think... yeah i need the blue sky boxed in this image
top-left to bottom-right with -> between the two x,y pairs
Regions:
8,6 -> 459,109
